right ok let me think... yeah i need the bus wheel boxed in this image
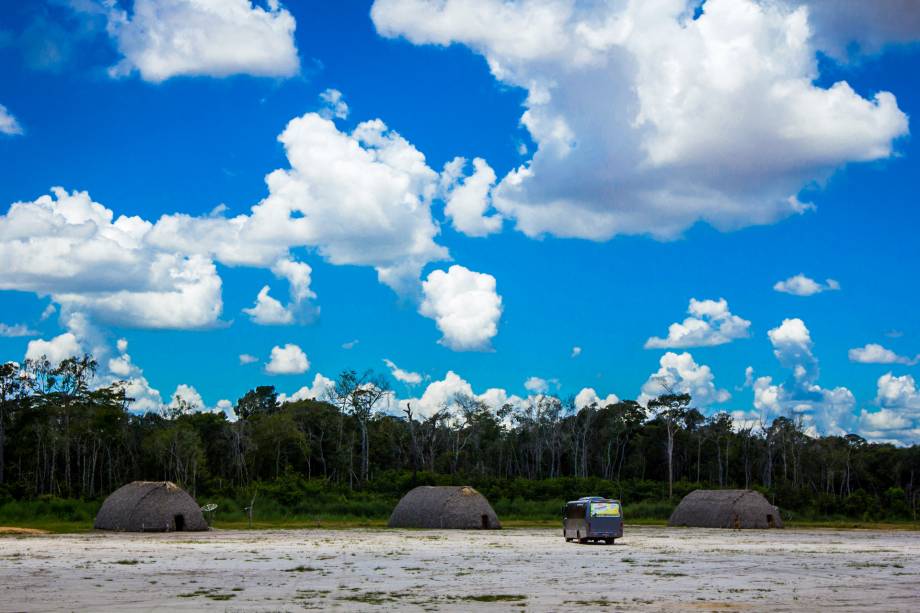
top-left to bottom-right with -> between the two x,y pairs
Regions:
605,538 -> 615,545
577,532 -> 587,544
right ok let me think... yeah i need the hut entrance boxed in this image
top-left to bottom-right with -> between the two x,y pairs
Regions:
481,514 -> 490,529
174,514 -> 185,531
767,514 -> 775,528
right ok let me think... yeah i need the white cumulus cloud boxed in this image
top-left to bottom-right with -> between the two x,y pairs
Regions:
265,343 -> 309,375
319,88 -> 349,119
0,188 -> 223,329
574,387 -> 620,409
372,0 -> 909,241
639,351 -> 731,407
420,264 -> 502,351
278,372 -> 336,403
384,358 -> 422,385
104,0 -> 300,82
243,285 -> 293,324
645,298 -> 751,349
524,376 -> 549,394
848,343 -> 918,366
239,353 -> 258,365
858,372 -> 920,445
398,370 -> 521,419
25,332 -> 82,365
774,273 -> 840,296
0,104 -> 23,135
440,157 -> 502,237
753,318 -> 856,436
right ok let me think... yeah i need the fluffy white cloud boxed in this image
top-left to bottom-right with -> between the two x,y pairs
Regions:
574,387 -> 620,409
645,298 -> 751,349
858,373 -> 920,445
0,188 -> 223,329
372,0 -> 908,240
0,104 -> 23,135
104,0 -> 300,82
119,375 -> 164,413
150,113 -> 449,293
243,285 -> 293,324
875,373 -> 920,410
239,353 -> 258,365
169,383 -> 204,410
524,376 -> 549,394
25,332 -> 82,365
849,343 -> 918,366
2,109 -> 450,331
319,88 -> 349,120
278,372 -> 336,404
402,370 -> 473,417
383,358 -> 422,385
419,265 -> 502,351
639,351 -> 730,407
752,319 -> 856,436
0,323 -> 37,337
773,273 -> 840,296
571,346 -> 582,358
398,370 -> 522,418
342,339 -> 359,350
440,157 -> 502,237
99,338 -> 164,413
242,258 -> 317,325
265,343 -> 309,374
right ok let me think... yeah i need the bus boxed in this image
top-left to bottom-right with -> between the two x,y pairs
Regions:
563,496 -> 623,544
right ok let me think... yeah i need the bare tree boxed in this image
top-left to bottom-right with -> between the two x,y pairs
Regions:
330,370 -> 391,484
648,379 -> 690,501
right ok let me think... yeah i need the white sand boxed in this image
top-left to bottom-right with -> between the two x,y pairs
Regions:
1,526 -> 918,611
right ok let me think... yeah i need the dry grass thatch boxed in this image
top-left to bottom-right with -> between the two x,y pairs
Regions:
668,489 -> 783,529
94,481 -> 208,532
388,486 -> 501,529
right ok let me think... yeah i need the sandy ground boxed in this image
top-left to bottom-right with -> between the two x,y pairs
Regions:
1,526 -> 918,611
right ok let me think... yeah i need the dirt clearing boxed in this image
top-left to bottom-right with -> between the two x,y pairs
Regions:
1,526 -> 917,611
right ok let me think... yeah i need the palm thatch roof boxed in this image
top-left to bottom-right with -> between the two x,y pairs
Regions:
94,481 -> 208,532
668,489 -> 783,529
388,486 -> 501,529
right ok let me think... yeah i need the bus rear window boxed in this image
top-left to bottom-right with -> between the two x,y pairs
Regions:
590,502 -> 621,517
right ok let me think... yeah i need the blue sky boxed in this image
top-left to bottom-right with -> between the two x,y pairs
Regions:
1,1 -> 918,443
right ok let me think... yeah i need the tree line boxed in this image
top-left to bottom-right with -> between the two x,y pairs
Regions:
1,354 -> 918,521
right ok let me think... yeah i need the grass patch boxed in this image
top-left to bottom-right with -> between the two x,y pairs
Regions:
456,594 -> 527,603
177,588 -> 236,601
285,565 -> 321,573
112,559 -> 139,565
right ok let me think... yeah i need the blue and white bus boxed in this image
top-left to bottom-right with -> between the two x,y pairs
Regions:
563,496 -> 623,544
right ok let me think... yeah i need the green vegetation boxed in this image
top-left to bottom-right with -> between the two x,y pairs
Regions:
457,594 -> 527,602
1,357 -> 919,534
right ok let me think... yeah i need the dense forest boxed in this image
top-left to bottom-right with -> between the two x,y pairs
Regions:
1,355 -> 918,523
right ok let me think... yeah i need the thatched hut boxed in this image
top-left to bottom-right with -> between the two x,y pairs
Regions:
388,486 -> 501,529
94,481 -> 208,532
668,489 -> 783,529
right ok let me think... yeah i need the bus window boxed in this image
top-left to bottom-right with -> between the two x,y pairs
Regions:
590,502 -> 621,517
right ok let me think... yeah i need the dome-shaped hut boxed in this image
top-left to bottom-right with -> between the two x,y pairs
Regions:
388,486 -> 501,529
94,481 -> 208,532
668,489 -> 783,529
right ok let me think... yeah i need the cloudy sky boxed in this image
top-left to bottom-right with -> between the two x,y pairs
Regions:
1,0 -> 918,444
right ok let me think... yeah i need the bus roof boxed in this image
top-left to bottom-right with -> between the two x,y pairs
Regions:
567,496 -> 619,504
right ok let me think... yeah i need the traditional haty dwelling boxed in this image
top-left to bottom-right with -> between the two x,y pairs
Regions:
94,481 -> 208,532
388,486 -> 501,529
669,489 -> 783,529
